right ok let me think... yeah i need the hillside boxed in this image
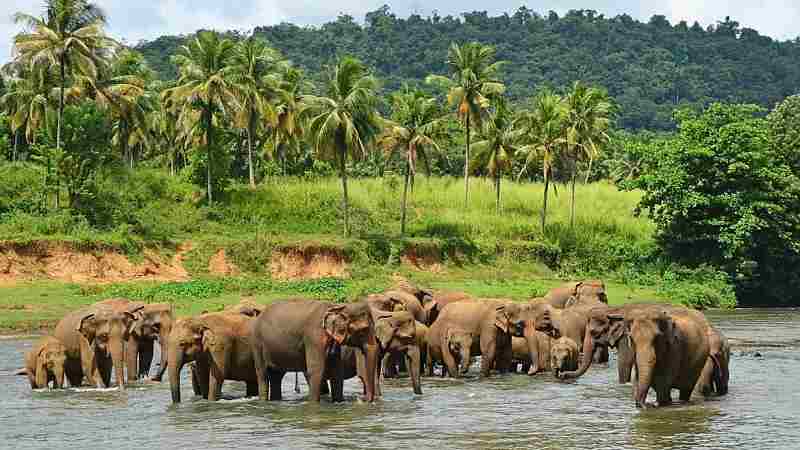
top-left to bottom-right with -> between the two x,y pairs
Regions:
137,7 -> 800,130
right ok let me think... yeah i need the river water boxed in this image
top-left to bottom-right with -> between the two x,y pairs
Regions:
1,309 -> 798,450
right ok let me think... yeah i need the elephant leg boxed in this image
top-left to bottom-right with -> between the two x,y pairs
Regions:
267,368 -> 285,401
79,338 -> 97,386
208,358 -> 225,402
139,339 -> 155,378
656,386 -> 672,406
406,346 -> 422,395
195,359 -> 211,399
330,362 -> 345,403
480,334 -> 498,378
679,387 -> 693,403
495,340 -> 513,374
252,345 -> 269,401
190,363 -> 202,396
305,343 -> 327,402
98,356 -> 113,388
246,381 -> 258,398
617,339 -> 635,384
126,337 -> 140,382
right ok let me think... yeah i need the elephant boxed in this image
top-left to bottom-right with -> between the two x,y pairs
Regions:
625,307 -> 710,408
367,290 -> 427,324
223,299 -> 264,317
24,336 -> 67,389
167,312 -> 257,403
551,337 -> 579,378
54,299 -> 143,388
427,300 -> 544,378
543,280 -> 608,309
511,332 -> 551,375
250,299 -> 379,403
694,326 -> 731,397
374,311 -> 424,394
127,303 -> 174,382
423,291 -> 475,326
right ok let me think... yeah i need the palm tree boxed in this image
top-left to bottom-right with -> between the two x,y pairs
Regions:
378,86 -> 445,235
12,0 -> 113,155
305,56 -> 381,236
426,42 -> 505,207
269,66 -> 311,175
231,36 -> 282,188
163,31 -> 238,204
517,90 -> 567,231
0,63 -> 54,148
471,100 -> 521,214
564,81 -> 612,228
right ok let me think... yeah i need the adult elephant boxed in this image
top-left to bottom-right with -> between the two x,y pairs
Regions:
250,299 -> 379,403
127,303 -> 174,382
694,326 -> 730,397
427,300 -> 543,378
610,306 -> 709,407
511,332 -> 550,375
54,299 -> 143,388
373,311 -> 424,395
544,280 -> 607,309
167,311 -> 257,403
367,290 -> 427,324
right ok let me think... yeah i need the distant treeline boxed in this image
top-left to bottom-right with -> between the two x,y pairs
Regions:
137,6 -> 800,130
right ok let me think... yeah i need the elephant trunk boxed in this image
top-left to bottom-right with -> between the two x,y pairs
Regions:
110,338 -> 126,389
155,335 -> 169,382
635,349 -> 655,408
53,363 -> 65,389
169,349 -> 184,403
35,356 -> 48,388
459,346 -> 472,375
364,342 -> 379,402
407,345 -> 422,395
561,331 -> 594,379
617,336 -> 635,384
524,326 -> 540,375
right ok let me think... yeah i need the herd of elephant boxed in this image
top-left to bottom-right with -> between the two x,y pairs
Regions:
20,279 -> 731,408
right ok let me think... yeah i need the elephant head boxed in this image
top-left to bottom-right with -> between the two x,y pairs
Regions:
446,328 -> 474,375
626,309 -> 673,408
35,340 -> 66,388
695,327 -> 730,397
551,337 -> 579,378
366,294 -> 406,314
374,311 -> 416,351
79,305 -> 142,389
557,306 -> 619,380
500,302 -> 556,375
565,280 -> 608,307
167,318 -> 209,403
322,301 -> 379,401
130,304 -> 175,381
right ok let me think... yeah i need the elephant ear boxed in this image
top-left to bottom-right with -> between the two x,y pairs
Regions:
200,326 -> 217,351
494,305 -> 509,333
77,313 -> 96,339
322,305 -> 347,329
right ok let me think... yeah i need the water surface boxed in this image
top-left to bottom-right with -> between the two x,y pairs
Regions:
1,309 -> 798,449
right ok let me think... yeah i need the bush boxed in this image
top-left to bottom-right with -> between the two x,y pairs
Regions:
0,163 -> 45,215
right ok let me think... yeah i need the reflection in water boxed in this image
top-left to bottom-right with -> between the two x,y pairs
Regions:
1,309 -> 799,449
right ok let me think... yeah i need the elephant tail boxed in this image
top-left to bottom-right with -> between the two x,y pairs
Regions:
710,354 -> 728,396
15,368 -> 28,376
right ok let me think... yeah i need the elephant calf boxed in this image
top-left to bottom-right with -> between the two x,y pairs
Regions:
374,311 -> 425,395
551,337 -> 579,378
694,326 -> 731,397
25,336 -> 67,389
511,332 -> 551,375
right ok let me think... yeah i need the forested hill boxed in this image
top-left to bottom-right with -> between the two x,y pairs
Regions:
136,7 -> 800,130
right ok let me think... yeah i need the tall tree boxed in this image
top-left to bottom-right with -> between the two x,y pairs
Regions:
379,86 -> 445,234
231,36 -> 282,188
564,81 -> 612,228
269,66 -> 311,175
471,100 -> 521,214
0,63 -> 54,148
517,90 -> 567,231
12,0 -> 113,156
426,42 -> 505,207
163,31 -> 238,204
305,56 -> 381,236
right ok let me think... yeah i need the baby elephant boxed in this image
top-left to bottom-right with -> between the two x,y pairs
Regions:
551,337 -> 579,378
25,336 -> 67,389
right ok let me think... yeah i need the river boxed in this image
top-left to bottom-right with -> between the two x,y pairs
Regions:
0,308 -> 798,450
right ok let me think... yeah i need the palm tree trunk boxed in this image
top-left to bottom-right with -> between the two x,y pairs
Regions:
13,129 -> 19,162
584,157 -> 593,184
57,56 -> 65,153
401,159 -> 410,236
464,114 -> 470,208
205,108 -> 214,204
338,140 -> 350,237
247,121 -> 256,189
495,173 -> 501,214
542,167 -> 550,232
570,170 -> 577,229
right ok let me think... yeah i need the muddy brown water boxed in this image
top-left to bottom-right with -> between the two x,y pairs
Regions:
1,308 -> 798,450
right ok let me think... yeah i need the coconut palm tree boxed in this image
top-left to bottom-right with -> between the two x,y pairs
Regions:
231,36 -> 283,188
378,86 -> 446,235
162,31 -> 238,204
564,81 -> 612,228
426,42 -> 505,207
12,0 -> 114,154
471,100 -> 521,214
305,56 -> 381,236
517,90 -> 567,231
0,63 -> 55,148
269,66 -> 311,175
